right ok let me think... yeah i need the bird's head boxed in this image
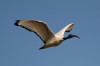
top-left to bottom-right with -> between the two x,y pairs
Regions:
63,34 -> 80,40
68,34 -> 80,39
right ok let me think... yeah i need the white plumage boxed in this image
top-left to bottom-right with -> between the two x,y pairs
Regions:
15,20 -> 79,50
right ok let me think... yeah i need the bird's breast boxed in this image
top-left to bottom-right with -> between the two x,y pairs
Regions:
46,36 -> 63,47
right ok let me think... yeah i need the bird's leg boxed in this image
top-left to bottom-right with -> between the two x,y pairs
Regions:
39,46 -> 45,50
39,45 -> 48,50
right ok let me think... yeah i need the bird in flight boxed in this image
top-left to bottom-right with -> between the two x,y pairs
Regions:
15,20 -> 80,50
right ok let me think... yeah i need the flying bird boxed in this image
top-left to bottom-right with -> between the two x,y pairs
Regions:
15,20 -> 80,50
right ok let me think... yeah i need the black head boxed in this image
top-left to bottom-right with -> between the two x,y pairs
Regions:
68,34 -> 80,39
63,34 -> 80,40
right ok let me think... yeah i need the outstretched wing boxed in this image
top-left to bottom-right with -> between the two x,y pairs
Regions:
65,23 -> 74,32
56,23 -> 74,38
15,20 -> 54,44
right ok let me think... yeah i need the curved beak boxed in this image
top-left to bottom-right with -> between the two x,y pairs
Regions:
63,34 -> 80,40
72,34 -> 80,39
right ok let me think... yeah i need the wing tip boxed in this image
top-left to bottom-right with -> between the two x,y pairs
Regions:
65,23 -> 74,32
14,20 -> 20,26
70,23 -> 74,25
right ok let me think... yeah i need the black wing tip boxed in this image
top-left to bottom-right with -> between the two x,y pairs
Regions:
65,29 -> 72,32
14,20 -> 20,26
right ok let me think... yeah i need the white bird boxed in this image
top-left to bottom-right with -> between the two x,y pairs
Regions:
15,20 -> 80,50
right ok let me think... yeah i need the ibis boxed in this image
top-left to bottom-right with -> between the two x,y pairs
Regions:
15,20 -> 80,50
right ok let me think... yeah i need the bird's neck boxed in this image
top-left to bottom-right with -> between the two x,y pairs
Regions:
63,35 -> 72,40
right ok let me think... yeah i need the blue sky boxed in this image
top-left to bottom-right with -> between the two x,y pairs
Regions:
0,0 -> 100,66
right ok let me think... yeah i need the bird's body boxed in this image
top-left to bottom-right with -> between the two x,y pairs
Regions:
41,35 -> 63,49
15,20 -> 79,50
